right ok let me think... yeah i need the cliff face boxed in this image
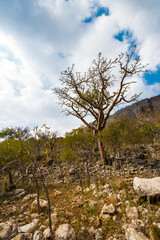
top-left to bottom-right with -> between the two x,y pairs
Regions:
109,95 -> 160,120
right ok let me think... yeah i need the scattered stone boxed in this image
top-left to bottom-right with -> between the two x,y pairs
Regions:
0,222 -> 12,240
107,195 -> 117,204
95,228 -> 103,240
101,204 -> 115,215
88,226 -> 95,236
80,227 -> 87,239
18,219 -> 38,233
51,212 -> 58,224
133,177 -> 160,196
33,230 -> 43,240
39,225 -> 46,232
43,228 -> 52,240
22,194 -> 37,202
11,233 -> 33,240
54,190 -> 62,196
155,208 -> 160,218
31,213 -> 39,219
100,213 -> 110,220
125,227 -> 149,240
126,206 -> 138,219
131,219 -> 145,231
14,189 -> 25,195
0,221 -> 17,240
55,224 -> 76,240
31,199 -> 48,212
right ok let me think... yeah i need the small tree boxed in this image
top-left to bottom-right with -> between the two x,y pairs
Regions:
54,46 -> 146,164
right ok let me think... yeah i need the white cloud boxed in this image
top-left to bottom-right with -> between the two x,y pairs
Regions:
0,0 -> 159,134
106,0 -> 160,70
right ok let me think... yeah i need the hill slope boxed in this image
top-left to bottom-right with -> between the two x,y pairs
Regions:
110,94 -> 160,120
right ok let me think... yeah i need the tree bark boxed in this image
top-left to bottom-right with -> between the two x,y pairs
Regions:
42,179 -> 54,239
97,136 -> 106,165
8,170 -> 15,189
33,175 -> 41,214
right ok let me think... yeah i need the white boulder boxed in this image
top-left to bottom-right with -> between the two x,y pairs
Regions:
133,177 -> 160,196
31,199 -> 48,212
33,230 -> 43,240
55,224 -> 76,240
126,227 -> 149,240
0,221 -> 17,240
43,228 -> 52,240
18,219 -> 38,233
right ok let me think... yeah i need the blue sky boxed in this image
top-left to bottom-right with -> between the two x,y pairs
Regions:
0,0 -> 159,134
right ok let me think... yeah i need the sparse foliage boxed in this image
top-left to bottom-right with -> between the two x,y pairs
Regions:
54,46 -> 147,164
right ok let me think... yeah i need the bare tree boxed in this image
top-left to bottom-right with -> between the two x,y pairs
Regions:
54,46 -> 147,164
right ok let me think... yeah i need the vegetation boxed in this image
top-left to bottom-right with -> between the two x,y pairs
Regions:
0,110 -> 160,239
54,46 -> 147,164
0,111 -> 160,191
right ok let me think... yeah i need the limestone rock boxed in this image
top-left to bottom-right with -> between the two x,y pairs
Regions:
43,228 -> 52,240
22,194 -> 36,202
101,204 -> 115,215
0,222 -> 12,240
0,221 -> 17,240
14,189 -> 25,195
18,219 -> 38,233
126,227 -> 149,240
126,206 -> 138,219
11,233 -> 33,240
55,224 -> 76,240
95,228 -> 103,240
133,177 -> 160,196
31,199 -> 48,212
88,226 -> 95,236
33,230 -> 43,240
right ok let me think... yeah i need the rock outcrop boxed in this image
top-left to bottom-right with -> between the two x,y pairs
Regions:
133,177 -> 160,196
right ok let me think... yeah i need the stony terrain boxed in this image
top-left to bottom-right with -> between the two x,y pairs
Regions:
0,144 -> 160,240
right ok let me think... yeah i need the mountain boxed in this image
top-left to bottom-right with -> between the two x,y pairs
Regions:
109,94 -> 160,121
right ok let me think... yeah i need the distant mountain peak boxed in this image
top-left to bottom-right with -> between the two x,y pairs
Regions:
109,95 -> 160,121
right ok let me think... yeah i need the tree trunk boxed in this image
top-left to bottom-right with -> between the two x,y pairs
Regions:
42,179 -> 54,239
8,170 -> 15,190
33,175 -> 41,214
97,137 -> 106,165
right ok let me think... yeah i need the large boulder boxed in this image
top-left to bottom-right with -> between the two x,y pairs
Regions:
55,224 -> 76,240
133,177 -> 160,196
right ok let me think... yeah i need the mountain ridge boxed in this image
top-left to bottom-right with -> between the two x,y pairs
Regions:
109,94 -> 160,121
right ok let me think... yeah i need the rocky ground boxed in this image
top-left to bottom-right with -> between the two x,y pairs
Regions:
0,144 -> 160,240
0,172 -> 160,240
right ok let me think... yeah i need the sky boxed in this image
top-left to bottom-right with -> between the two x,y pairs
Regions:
0,0 -> 160,135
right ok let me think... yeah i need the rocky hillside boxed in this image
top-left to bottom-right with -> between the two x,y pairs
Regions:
109,95 -> 160,121
0,144 -> 160,240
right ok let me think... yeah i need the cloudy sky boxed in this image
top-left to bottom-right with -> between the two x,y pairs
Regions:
0,0 -> 160,135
